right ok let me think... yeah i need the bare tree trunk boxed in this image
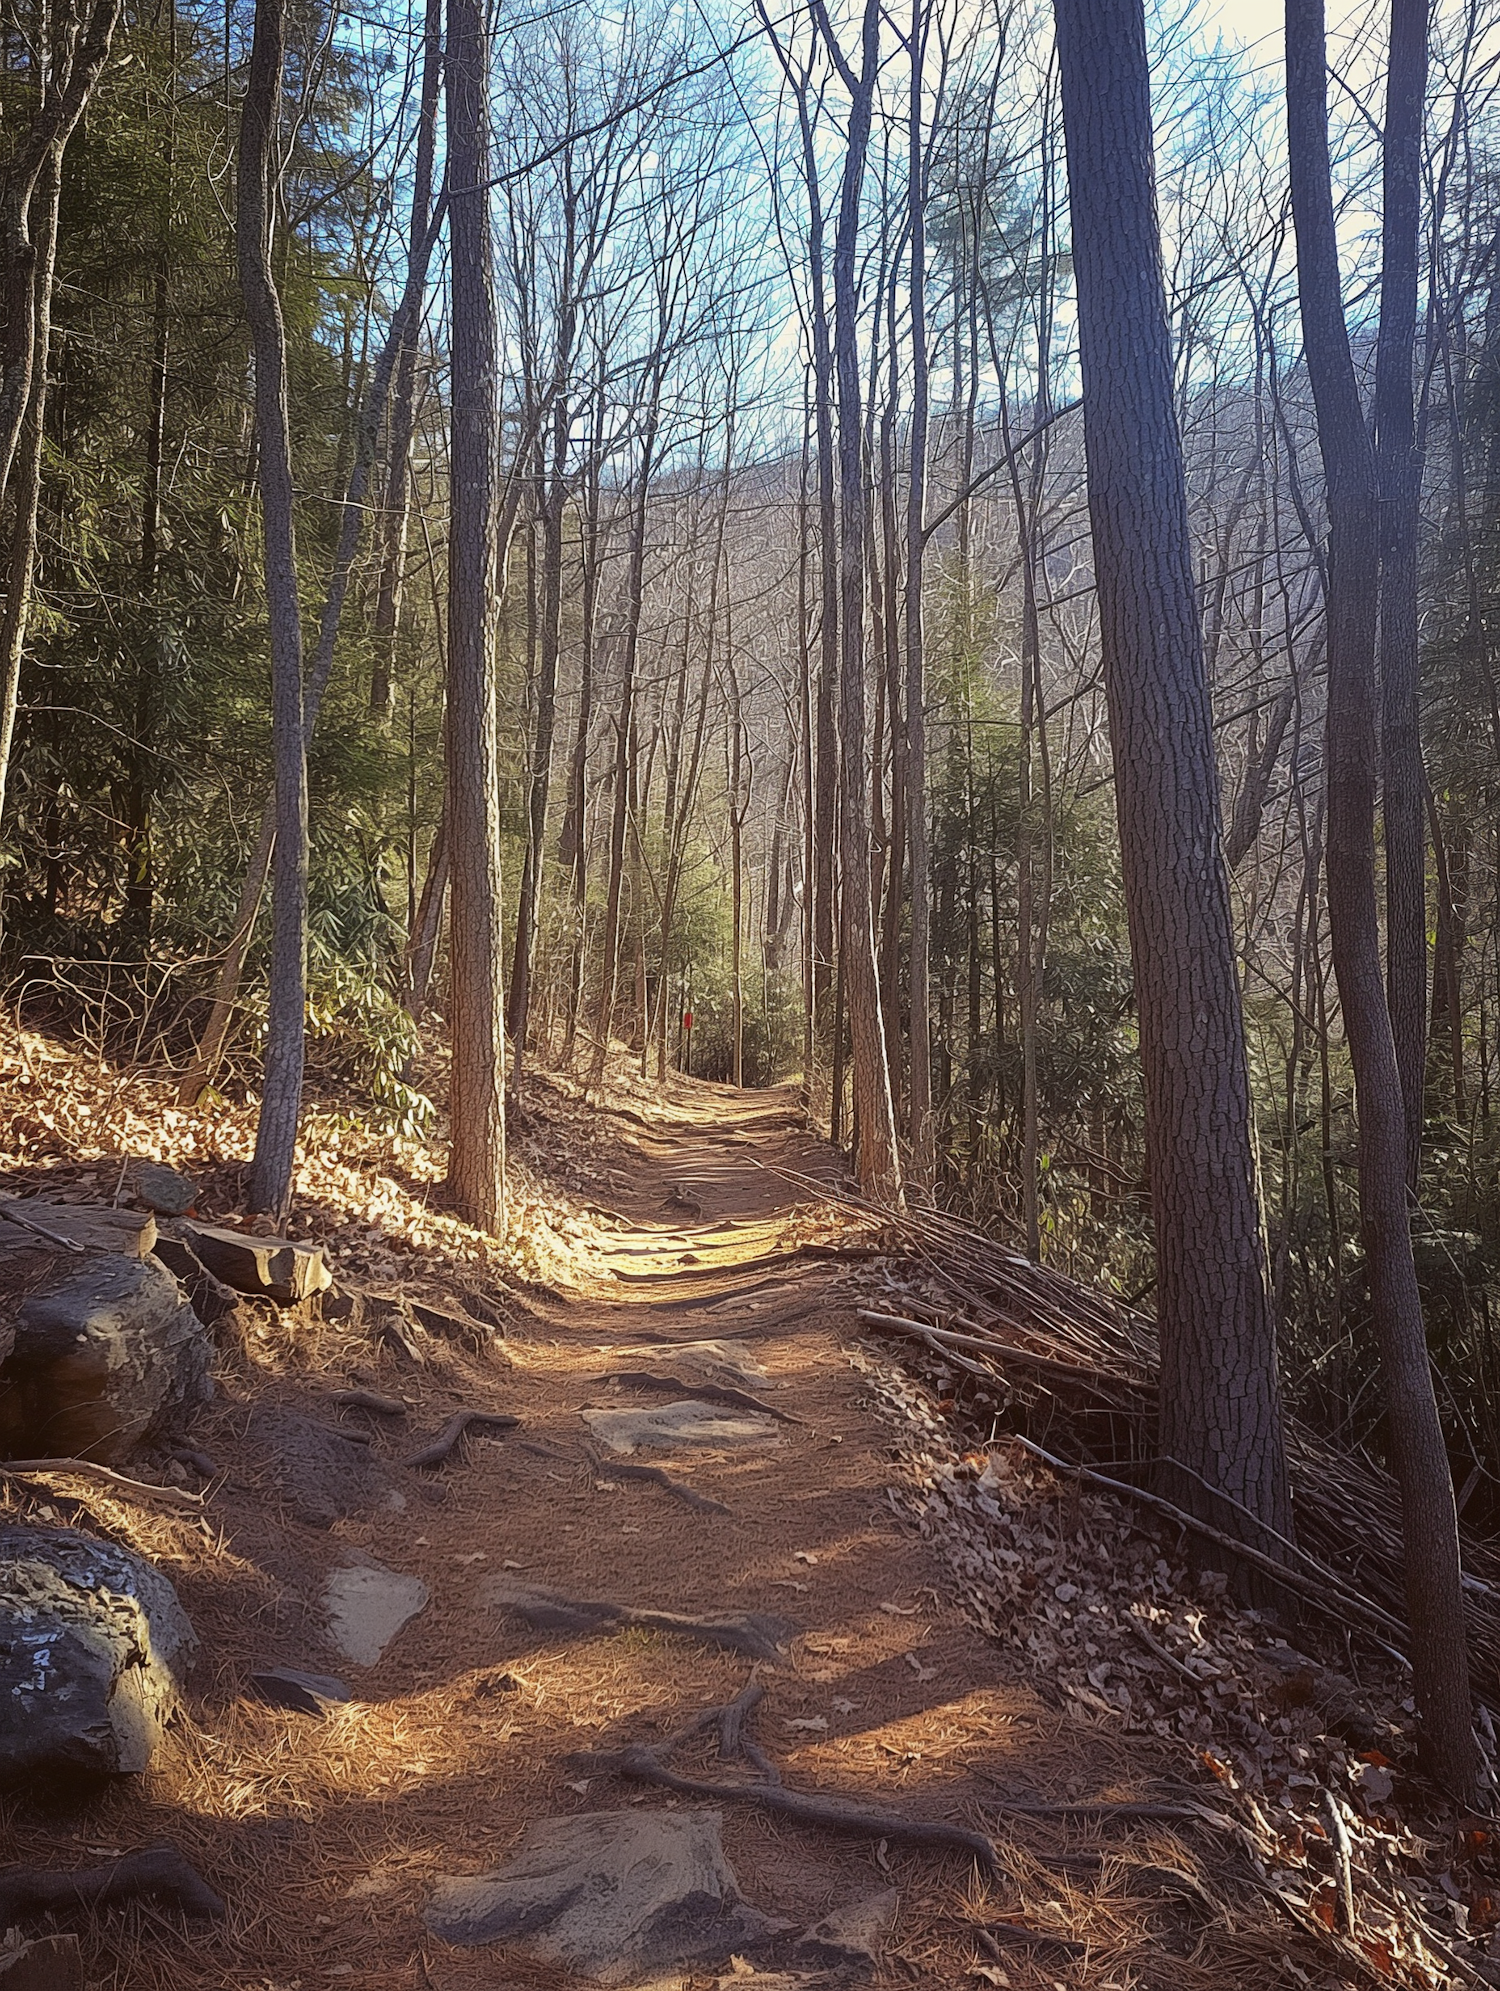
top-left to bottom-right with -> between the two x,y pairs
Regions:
729,662 -> 745,1087
1427,786 -> 1467,1122
0,0 -> 121,524
561,386 -> 603,1063
507,390 -> 568,1080
125,129 -> 173,943
1054,0 -> 1292,1561
877,303 -> 905,1108
0,148 -> 60,851
816,0 -> 902,1204
762,13 -> 840,1082
1287,0 -> 1474,1800
370,0 -> 442,722
0,0 -> 122,841
904,0 -> 934,1191
444,0 -> 506,1231
177,178 -> 452,1107
405,811 -> 448,1018
592,388 -> 660,1075
1377,0 -> 1430,1189
798,416 -> 816,1093
239,0 -> 308,1218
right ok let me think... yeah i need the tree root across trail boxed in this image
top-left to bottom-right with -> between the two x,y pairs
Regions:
404,1409 -> 519,1468
572,1677 -> 1001,1877
603,1458 -> 731,1513
0,1847 -> 225,1926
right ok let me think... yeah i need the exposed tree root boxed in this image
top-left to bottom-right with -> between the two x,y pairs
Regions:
576,1676 -> 1000,1876
404,1409 -> 519,1468
332,1388 -> 408,1417
0,1846 -> 226,1925
492,1583 -> 790,1660
608,1460 -> 731,1514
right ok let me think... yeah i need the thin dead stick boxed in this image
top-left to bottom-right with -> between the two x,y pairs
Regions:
0,1203 -> 86,1253
1,1459 -> 204,1509
859,1309 -> 1142,1401
1325,1789 -> 1356,1936
1125,1614 -> 1212,1688
977,1922 -> 1085,1959
404,1410 -> 519,1469
0,1845 -> 225,1924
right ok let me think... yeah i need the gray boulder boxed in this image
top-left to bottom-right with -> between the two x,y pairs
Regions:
0,1524 -> 196,1781
0,1255 -> 212,1463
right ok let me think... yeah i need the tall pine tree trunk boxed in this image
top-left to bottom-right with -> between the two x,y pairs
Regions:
904,0 -> 934,1191
444,0 -> 506,1230
1054,0 -> 1292,1558
819,0 -> 902,1204
239,0 -> 308,1217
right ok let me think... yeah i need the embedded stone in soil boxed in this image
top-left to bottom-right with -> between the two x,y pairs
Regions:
323,1563 -> 428,1667
796,1887 -> 901,1965
424,1807 -> 788,1983
607,1339 -> 770,1387
248,1665 -> 351,1715
581,1398 -> 784,1455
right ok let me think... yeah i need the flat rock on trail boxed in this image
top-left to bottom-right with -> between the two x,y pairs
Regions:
0,1080 -> 1177,1989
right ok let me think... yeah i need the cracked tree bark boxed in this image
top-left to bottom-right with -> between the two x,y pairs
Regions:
814,0 -> 902,1206
238,0 -> 308,1217
1054,0 -> 1293,1560
444,0 -> 507,1232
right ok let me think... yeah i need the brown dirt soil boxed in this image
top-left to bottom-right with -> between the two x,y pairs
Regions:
0,1074 -> 1344,1989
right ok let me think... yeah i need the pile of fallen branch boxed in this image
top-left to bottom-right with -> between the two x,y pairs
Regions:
794,1172 -> 1500,1712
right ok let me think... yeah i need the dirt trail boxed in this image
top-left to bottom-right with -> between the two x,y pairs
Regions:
0,1078 -> 1184,1989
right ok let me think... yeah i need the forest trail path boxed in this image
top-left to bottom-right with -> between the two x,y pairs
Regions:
6,1076 -> 1181,1991
406,1073 -> 1058,1987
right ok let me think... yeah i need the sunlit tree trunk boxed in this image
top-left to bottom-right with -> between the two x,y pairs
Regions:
817,0 -> 902,1203
444,0 -> 506,1230
239,0 -> 308,1217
